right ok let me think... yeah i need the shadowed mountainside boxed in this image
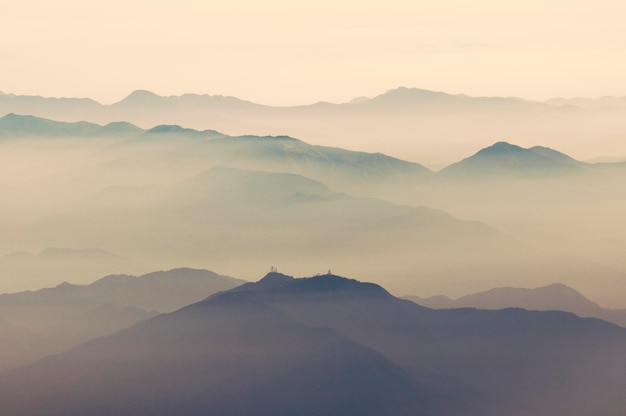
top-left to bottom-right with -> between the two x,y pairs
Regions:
1,272 -> 624,416
0,268 -> 244,371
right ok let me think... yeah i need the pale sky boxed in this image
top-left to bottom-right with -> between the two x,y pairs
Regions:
2,0 -> 626,105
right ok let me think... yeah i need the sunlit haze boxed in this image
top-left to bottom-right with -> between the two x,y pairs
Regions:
2,0 -> 626,105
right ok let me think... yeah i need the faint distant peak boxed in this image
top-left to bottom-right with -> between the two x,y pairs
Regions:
142,124 -> 222,139
95,121 -> 144,136
373,86 -> 449,102
113,90 -> 172,108
146,124 -> 194,134
124,89 -> 162,100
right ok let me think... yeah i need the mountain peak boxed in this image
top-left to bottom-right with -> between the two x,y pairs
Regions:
484,141 -> 523,151
0,113 -> 101,137
372,87 -> 449,104
440,141 -> 585,178
258,271 -> 295,285
114,90 -> 171,107
220,272 -> 391,303
124,89 -> 161,100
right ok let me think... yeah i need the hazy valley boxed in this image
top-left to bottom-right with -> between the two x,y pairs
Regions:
1,88 -> 626,415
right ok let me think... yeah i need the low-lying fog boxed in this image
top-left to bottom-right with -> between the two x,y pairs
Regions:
1,125 -> 625,308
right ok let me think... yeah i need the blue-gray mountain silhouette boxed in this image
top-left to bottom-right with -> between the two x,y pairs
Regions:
1,272 -> 625,416
439,141 -> 586,178
0,268 -> 243,372
0,113 -> 142,138
405,282 -> 626,327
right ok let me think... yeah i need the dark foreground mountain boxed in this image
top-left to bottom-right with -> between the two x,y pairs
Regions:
1,272 -> 625,416
0,268 -> 243,371
405,283 -> 626,327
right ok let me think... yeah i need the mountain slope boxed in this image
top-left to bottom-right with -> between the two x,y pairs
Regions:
0,277 -> 439,416
1,272 -> 624,416
405,283 -> 626,327
0,113 -> 145,138
0,113 -> 102,138
25,165 -> 625,300
107,124 -> 434,194
439,141 -> 587,178
0,268 -> 244,371
215,272 -> 626,415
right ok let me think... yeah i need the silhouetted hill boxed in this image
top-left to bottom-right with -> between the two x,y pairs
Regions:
0,113 -> 143,139
93,121 -> 144,137
405,283 -> 626,327
109,125 -> 433,193
0,275 -> 440,416
140,124 -> 224,140
213,273 -> 626,415
0,113 -> 101,138
1,272 -> 625,415
439,141 -> 587,178
0,268 -> 244,371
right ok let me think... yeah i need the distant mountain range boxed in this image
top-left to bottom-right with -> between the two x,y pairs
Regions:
2,87 -> 626,166
2,113 -> 622,181
0,113 -> 140,138
24,163 -> 623,299
405,283 -> 626,327
2,113 -> 626,304
0,267 -> 243,372
1,271 -> 624,415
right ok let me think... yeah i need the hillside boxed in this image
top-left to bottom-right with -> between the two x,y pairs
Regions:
1,272 -> 624,415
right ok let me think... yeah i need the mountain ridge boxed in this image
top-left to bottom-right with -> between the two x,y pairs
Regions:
405,282 -> 626,327
1,271 -> 624,415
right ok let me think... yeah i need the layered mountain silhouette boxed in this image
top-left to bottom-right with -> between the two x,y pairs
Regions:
2,114 -> 626,304
0,268 -> 243,371
0,113 -> 433,194
439,141 -> 587,178
26,164 -> 622,298
0,113 -> 141,138
1,272 -> 624,415
406,283 -> 626,327
2,87 -> 625,166
0,113 -> 102,138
